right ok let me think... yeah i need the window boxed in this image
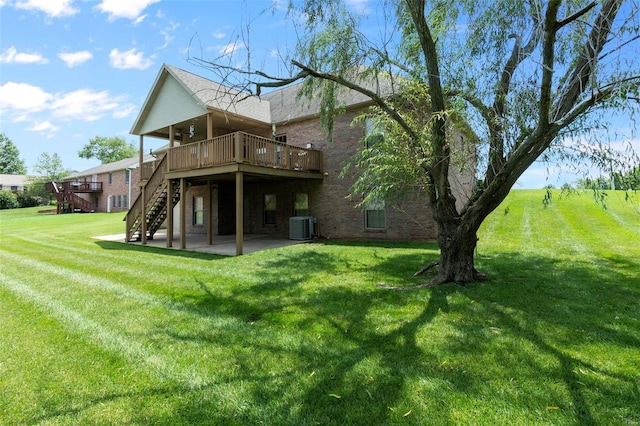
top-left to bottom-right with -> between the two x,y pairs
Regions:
264,194 -> 276,225
293,193 -> 309,216
364,118 -> 384,148
125,169 -> 130,184
111,195 -> 117,209
108,173 -> 112,185
275,134 -> 287,143
117,195 -> 122,208
123,195 -> 128,209
94,197 -> 99,208
193,196 -> 204,225
365,198 -> 386,229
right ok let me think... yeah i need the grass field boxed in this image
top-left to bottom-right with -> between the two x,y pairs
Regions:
0,189 -> 638,425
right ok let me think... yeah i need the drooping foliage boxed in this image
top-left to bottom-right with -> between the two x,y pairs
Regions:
194,0 -> 639,285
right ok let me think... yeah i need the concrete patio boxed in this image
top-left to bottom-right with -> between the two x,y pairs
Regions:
93,230 -> 310,256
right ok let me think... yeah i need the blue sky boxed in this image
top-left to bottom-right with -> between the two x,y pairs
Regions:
0,0 -> 637,189
0,0 -> 296,175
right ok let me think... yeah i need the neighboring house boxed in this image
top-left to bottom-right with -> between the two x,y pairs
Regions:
125,64 -> 476,254
0,174 -> 29,192
51,155 -> 155,214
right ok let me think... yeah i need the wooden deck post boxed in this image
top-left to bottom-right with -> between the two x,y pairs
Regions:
207,113 -> 214,139
180,178 -> 186,250
168,125 -> 174,171
234,132 -> 242,163
141,185 -> 147,245
236,172 -> 243,256
166,179 -> 173,248
139,135 -> 144,173
207,180 -> 213,246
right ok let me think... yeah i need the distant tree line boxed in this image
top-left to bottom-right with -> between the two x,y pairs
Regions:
576,166 -> 640,190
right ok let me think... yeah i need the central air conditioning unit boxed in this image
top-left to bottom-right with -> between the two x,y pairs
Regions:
289,216 -> 316,240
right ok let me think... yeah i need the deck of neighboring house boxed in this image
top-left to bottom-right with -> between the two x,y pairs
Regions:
46,181 -> 103,213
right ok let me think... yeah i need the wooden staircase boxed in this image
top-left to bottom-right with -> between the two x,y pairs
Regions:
125,154 -> 181,242
47,182 -> 94,213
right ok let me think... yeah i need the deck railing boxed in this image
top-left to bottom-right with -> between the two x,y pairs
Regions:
51,181 -> 103,192
125,154 -> 168,241
167,132 -> 322,173
141,161 -> 156,181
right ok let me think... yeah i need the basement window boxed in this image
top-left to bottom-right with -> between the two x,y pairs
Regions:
365,198 -> 386,230
294,193 -> 309,216
264,194 -> 277,225
193,196 -> 204,226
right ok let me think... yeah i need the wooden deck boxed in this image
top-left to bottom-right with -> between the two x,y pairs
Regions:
142,131 -> 323,181
46,181 -> 103,193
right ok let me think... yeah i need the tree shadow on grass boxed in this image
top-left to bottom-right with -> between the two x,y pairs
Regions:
462,251 -> 640,425
32,242 -> 639,424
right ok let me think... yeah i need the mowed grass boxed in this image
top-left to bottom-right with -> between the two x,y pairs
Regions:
0,190 -> 638,425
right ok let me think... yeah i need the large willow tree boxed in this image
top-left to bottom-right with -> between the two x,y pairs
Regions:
194,0 -> 640,286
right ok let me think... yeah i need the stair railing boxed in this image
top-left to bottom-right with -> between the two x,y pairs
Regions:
125,154 -> 167,241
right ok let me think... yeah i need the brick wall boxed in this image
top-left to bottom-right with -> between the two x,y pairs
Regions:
74,168 -> 141,213
161,110 -> 473,242
276,110 -> 438,240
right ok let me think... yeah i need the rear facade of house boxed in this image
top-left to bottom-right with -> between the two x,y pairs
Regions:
122,64 -> 475,254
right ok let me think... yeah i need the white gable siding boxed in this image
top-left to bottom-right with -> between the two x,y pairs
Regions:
139,74 -> 208,135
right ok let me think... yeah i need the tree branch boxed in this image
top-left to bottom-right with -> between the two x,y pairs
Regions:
557,1 -> 597,28
288,60 -> 420,144
539,0 -> 562,126
553,0 -> 622,120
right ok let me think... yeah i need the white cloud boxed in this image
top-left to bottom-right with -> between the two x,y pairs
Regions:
219,42 -> 244,56
96,0 -> 159,21
113,104 -> 137,119
0,46 -> 49,64
29,120 -> 60,133
0,82 -> 52,113
0,81 -> 134,136
132,14 -> 147,25
109,48 -> 154,70
345,0 -> 370,14
58,50 -> 93,67
51,89 -> 123,121
212,31 -> 226,40
14,0 -> 78,17
158,22 -> 180,49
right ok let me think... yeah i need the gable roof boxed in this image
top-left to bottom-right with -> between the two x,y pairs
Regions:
64,154 -> 155,180
0,174 -> 29,187
261,82 -> 371,124
130,64 -> 271,135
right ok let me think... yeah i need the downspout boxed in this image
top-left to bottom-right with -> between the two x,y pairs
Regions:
126,167 -> 132,210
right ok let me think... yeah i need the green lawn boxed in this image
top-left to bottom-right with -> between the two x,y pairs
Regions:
1,190 -> 638,425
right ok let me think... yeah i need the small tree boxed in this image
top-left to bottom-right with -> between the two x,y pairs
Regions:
0,133 -> 27,175
31,153 -> 72,201
78,136 -> 138,164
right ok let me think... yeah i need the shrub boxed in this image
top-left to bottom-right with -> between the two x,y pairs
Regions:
17,193 -> 41,208
0,190 -> 19,209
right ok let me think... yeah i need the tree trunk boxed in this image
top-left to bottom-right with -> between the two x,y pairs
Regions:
431,222 -> 481,285
380,219 -> 483,290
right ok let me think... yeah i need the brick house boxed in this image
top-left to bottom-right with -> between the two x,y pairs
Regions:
125,64 -> 476,254
0,174 -> 29,192
57,155 -> 155,213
